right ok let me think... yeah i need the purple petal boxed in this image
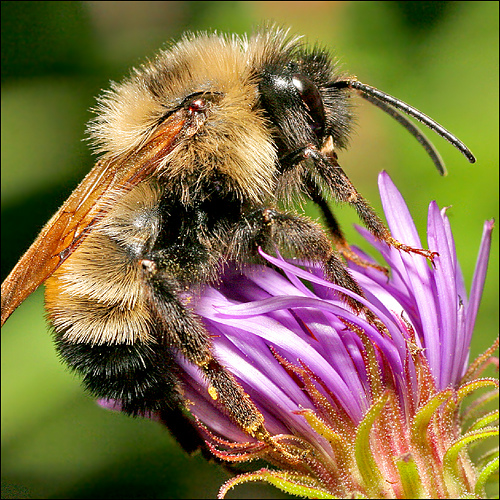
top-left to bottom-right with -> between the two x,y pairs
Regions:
427,201 -> 458,388
466,220 -> 495,344
379,172 -> 441,374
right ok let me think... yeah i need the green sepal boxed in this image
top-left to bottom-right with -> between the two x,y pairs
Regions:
475,455 -> 500,496
395,453 -> 425,499
355,392 -> 388,497
218,468 -> 337,499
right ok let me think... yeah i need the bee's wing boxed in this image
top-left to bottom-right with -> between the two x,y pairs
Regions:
1,112 -> 186,326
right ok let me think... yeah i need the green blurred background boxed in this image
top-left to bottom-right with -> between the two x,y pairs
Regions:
1,2 -> 498,498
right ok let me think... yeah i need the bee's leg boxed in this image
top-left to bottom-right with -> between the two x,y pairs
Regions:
233,208 -> 368,314
281,143 -> 436,262
305,176 -> 389,276
140,258 -> 269,444
142,259 -> 314,460
157,405 -> 209,455
306,145 -> 437,261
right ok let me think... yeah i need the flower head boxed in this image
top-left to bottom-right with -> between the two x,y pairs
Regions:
101,172 -> 498,498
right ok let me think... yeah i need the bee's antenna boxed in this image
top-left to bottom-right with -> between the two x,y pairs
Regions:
330,80 -> 476,166
361,92 -> 446,175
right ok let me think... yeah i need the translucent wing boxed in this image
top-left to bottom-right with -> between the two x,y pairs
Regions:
1,112 -> 186,325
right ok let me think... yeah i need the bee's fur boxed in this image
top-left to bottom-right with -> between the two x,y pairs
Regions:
89,31 -> 279,205
45,183 -> 161,345
38,28 -> 362,451
88,29 -> 350,205
3,26 -> 473,454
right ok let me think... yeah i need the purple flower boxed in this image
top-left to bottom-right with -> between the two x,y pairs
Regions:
102,172 -> 498,498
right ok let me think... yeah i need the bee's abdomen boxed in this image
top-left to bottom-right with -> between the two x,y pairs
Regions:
54,338 -> 181,415
45,182 -> 162,346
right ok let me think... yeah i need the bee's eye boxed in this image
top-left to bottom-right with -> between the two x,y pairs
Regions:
182,92 -> 209,114
187,98 -> 207,114
292,73 -> 326,136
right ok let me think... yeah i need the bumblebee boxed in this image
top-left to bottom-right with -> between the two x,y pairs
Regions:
1,27 -> 474,452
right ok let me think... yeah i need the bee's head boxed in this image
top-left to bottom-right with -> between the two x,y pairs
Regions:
257,46 -> 353,158
87,26 -> 474,207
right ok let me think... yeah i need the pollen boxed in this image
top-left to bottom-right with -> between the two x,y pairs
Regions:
208,385 -> 218,400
